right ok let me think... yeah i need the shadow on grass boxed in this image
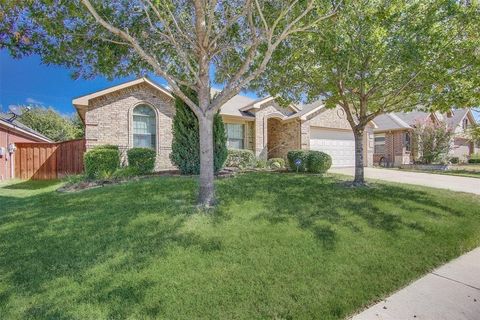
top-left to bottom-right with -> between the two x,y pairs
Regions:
0,177 -> 222,319
216,172 -> 464,249
1,179 -> 60,190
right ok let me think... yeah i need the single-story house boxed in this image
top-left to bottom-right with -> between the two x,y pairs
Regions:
0,113 -> 52,180
72,77 -> 375,170
373,109 -> 478,166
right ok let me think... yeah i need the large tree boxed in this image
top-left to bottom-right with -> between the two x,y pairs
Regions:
0,0 -> 337,206
255,0 -> 480,185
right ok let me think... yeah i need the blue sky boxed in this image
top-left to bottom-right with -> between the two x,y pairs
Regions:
0,49 -> 478,121
0,49 -> 258,117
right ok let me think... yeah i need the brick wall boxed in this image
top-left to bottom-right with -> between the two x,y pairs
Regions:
267,118 -> 300,159
84,83 -> 175,170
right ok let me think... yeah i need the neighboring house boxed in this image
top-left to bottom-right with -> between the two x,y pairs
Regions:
0,113 -> 52,180
72,77 -> 375,170
373,109 -> 478,166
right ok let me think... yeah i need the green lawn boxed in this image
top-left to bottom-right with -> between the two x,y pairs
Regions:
1,173 -> 480,319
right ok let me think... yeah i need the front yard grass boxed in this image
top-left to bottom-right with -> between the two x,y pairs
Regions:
1,173 -> 480,319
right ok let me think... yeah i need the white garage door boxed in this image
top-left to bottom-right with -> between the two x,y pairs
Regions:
310,128 -> 355,167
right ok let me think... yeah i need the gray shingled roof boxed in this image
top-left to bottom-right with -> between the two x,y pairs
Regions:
217,93 -> 256,118
446,109 -> 470,129
0,113 -> 52,142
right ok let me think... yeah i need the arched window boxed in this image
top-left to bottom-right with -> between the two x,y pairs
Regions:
133,105 -> 156,149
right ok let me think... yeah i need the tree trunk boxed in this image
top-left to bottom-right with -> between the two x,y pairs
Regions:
197,113 -> 216,207
353,128 -> 365,185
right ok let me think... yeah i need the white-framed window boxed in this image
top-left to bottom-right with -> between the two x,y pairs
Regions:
463,118 -> 469,130
374,133 -> 386,154
133,104 -> 156,149
225,123 -> 245,149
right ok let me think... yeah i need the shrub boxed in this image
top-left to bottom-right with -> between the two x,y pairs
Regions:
84,148 -> 120,179
225,149 -> 256,168
170,87 -> 227,174
287,150 -> 309,172
127,148 -> 156,174
413,120 -> 453,164
267,158 -> 285,169
468,153 -> 480,164
111,167 -> 140,180
256,159 -> 268,169
92,144 -> 119,151
306,151 -> 332,173
449,157 -> 459,164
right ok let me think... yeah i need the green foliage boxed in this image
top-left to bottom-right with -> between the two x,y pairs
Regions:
267,158 -> 286,169
225,149 -> 256,169
255,159 -> 268,169
287,150 -> 309,172
92,144 -> 119,150
111,167 -> 140,180
127,148 -> 157,175
468,153 -> 480,164
62,174 -> 86,185
449,157 -> 460,164
287,150 -> 332,173
84,147 -> 120,179
470,125 -> 480,144
413,121 -> 453,164
306,151 -> 332,174
170,89 -> 227,175
16,106 -> 84,142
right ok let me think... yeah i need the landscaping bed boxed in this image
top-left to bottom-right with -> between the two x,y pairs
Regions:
1,173 -> 480,319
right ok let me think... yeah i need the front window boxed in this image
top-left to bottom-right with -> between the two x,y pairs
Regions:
374,133 -> 385,154
225,123 -> 245,149
463,118 -> 469,130
133,105 -> 156,149
404,132 -> 411,152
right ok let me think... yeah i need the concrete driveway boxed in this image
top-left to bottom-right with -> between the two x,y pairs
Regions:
351,247 -> 480,320
330,167 -> 480,195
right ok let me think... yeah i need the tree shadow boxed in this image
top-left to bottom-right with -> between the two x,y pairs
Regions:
217,172 -> 466,251
0,177 -> 222,318
2,179 -> 60,190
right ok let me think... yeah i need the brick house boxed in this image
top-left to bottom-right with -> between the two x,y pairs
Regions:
373,109 -> 478,166
73,77 -> 374,170
0,113 -> 52,180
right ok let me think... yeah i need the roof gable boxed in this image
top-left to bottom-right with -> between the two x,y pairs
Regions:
72,77 -> 173,107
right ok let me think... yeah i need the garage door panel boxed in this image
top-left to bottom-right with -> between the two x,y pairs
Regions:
310,128 -> 355,167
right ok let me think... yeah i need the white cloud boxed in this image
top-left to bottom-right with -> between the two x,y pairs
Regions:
26,97 -> 44,105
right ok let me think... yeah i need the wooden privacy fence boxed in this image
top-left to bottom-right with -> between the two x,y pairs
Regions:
14,139 -> 86,180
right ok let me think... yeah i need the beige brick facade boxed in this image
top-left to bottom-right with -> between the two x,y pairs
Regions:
77,79 -> 374,170
84,83 -> 175,170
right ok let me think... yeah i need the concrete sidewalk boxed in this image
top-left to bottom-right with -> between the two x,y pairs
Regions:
330,167 -> 480,195
351,248 -> 480,320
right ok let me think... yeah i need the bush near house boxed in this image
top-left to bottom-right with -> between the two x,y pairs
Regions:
287,150 -> 332,173
468,153 -> 480,164
413,120 -> 453,164
170,87 -> 227,175
84,146 -> 120,179
307,151 -> 332,173
287,150 -> 309,172
225,149 -> 256,169
127,148 -> 156,174
267,158 -> 286,169
449,157 -> 460,164
92,144 -> 119,151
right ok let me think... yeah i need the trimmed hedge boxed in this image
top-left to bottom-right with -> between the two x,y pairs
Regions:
267,158 -> 286,169
287,150 -> 332,173
127,148 -> 157,174
287,150 -> 309,172
225,149 -> 256,168
84,148 -> 120,179
92,144 -> 119,151
306,151 -> 332,173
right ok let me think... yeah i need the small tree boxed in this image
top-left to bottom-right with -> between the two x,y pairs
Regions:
413,120 -> 453,164
170,89 -> 227,175
17,106 -> 84,141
